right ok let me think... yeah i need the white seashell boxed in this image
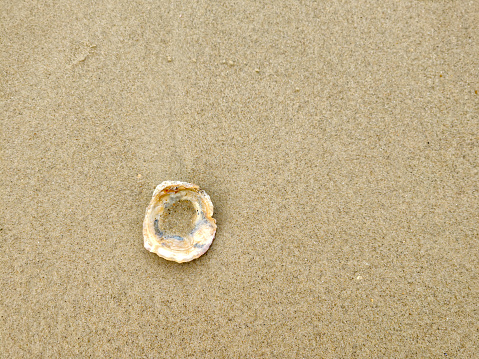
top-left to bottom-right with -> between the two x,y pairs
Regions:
143,181 -> 217,263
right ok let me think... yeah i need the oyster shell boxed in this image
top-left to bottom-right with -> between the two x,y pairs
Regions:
143,181 -> 217,263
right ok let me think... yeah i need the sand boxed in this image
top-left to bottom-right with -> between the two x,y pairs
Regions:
1,0 -> 478,357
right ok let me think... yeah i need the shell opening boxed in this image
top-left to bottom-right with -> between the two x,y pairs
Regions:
158,200 -> 197,238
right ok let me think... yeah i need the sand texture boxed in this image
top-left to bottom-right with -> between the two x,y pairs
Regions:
1,0 -> 478,357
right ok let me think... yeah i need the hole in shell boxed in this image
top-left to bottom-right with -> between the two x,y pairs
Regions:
158,200 -> 196,238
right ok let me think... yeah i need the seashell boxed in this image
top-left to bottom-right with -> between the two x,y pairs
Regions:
143,181 -> 217,263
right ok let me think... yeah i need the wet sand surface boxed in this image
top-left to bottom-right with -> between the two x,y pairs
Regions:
1,0 -> 478,357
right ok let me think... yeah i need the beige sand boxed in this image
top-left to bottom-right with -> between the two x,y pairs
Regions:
1,0 -> 478,357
